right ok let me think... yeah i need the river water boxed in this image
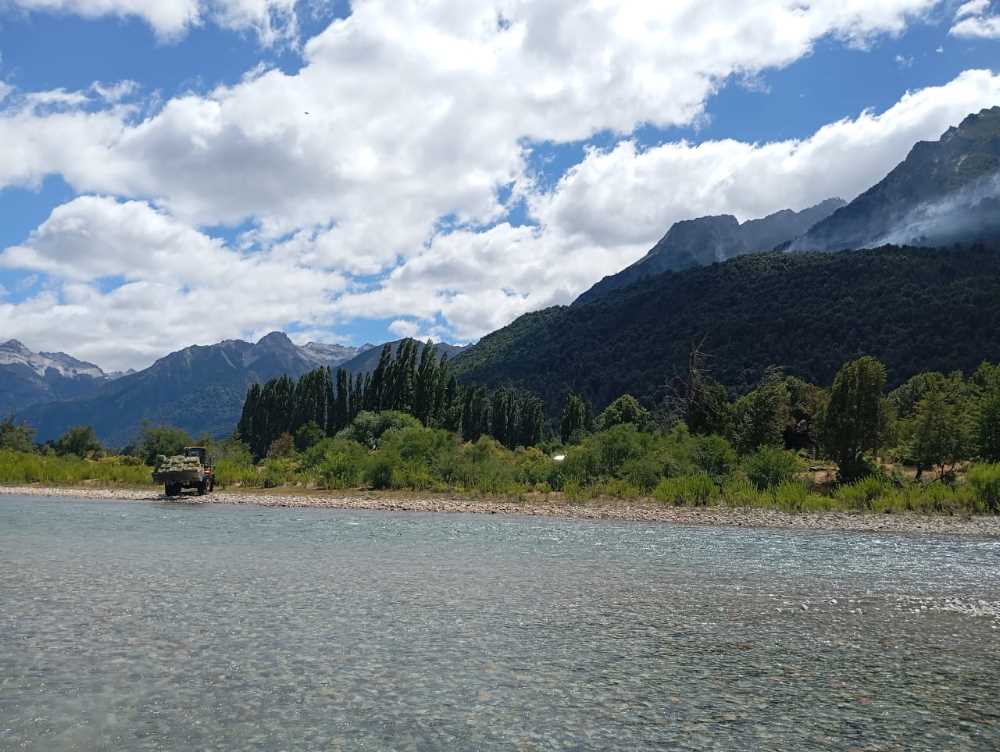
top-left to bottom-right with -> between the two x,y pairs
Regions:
1,495 -> 998,751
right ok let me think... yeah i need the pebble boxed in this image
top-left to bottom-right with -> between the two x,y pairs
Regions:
2,485 -> 998,537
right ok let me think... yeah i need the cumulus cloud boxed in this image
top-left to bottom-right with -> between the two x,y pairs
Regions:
0,197 -> 347,370
336,69 -> 1000,340
4,0 -> 312,43
951,0 -> 1000,38
0,1 -> 944,241
1,0 -> 990,368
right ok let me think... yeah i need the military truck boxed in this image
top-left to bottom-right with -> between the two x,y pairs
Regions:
153,447 -> 216,497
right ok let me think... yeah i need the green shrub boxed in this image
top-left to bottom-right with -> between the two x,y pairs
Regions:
216,459 -> 262,488
364,455 -> 395,490
742,447 -> 801,490
337,411 -> 421,449
720,478 -> 766,507
314,439 -> 368,489
967,463 -> 1000,513
771,481 -> 810,512
834,475 -> 892,512
653,474 -> 717,506
692,435 -> 738,481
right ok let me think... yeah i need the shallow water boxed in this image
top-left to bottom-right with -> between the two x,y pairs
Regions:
1,496 -> 998,751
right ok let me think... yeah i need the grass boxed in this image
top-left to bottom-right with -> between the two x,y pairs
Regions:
2,443 -> 999,517
0,450 -> 153,487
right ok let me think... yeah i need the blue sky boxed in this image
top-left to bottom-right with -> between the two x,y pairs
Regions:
0,1 -> 998,370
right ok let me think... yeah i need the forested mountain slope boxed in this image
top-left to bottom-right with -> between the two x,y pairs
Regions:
453,244 -> 1000,412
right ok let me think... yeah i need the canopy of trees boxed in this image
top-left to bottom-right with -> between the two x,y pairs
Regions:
237,340 -> 544,460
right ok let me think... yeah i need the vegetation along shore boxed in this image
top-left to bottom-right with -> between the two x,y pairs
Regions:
4,340 -> 1000,536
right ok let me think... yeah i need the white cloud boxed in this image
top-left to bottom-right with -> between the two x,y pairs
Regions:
0,197 -> 347,370
4,0 -> 311,43
1,0 -> 987,367
0,1 -> 943,240
334,69 -> 1000,342
951,0 -> 1000,38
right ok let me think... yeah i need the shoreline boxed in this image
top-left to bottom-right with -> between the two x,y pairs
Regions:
2,484 -> 999,537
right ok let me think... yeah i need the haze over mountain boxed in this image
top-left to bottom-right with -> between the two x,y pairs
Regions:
16,334 -> 376,446
576,199 -> 845,305
790,106 -> 1000,251
0,339 -> 111,416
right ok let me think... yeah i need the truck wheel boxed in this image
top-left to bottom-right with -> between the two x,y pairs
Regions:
197,481 -> 206,496
165,483 -> 177,496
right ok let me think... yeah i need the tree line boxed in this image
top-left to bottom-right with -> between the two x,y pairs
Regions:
236,339 -> 544,459
555,349 -> 1000,483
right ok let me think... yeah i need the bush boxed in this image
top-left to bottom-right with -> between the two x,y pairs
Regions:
834,475 -> 891,512
720,478 -> 766,507
692,435 -> 738,481
337,411 -> 422,448
313,439 -> 368,489
742,447 -> 801,490
294,421 -> 325,452
0,417 -> 35,453
653,474 -> 717,506
771,481 -> 810,512
364,455 -> 395,490
53,426 -> 102,459
135,425 -> 192,467
968,463 -> 1000,513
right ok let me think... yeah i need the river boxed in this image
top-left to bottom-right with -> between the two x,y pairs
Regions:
1,495 -> 998,750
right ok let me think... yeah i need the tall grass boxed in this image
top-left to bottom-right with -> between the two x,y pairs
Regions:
0,450 -> 153,486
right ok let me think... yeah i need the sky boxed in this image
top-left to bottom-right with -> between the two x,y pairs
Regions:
0,0 -> 998,372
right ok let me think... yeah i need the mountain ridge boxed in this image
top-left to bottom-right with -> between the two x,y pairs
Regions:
790,106 -> 1000,251
0,339 -> 110,416
575,198 -> 845,304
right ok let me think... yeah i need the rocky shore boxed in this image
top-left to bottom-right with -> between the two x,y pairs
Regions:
2,484 -> 999,536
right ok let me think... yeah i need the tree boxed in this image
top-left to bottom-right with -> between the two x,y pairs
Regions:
294,421 -> 325,452
821,357 -> 890,480
664,340 -> 731,436
0,416 -> 35,453
597,394 -> 650,431
910,388 -> 972,480
731,369 -> 790,455
137,425 -> 192,466
53,426 -> 103,458
267,432 -> 296,459
560,392 -> 592,444
977,392 -> 1000,462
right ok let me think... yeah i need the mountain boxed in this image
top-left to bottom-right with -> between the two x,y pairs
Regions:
0,339 -> 109,416
19,333 -> 369,446
452,243 -> 1000,412
301,341 -> 373,368
16,334 -> 461,446
337,339 -> 466,375
791,106 -> 1000,251
575,198 -> 845,305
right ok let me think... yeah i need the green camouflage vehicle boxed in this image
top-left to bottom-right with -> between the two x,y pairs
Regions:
153,447 -> 216,497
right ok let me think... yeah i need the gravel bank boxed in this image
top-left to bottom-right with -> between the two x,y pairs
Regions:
3,484 -> 999,536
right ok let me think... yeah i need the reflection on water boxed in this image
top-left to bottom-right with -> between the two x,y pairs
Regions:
1,496 -> 998,751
